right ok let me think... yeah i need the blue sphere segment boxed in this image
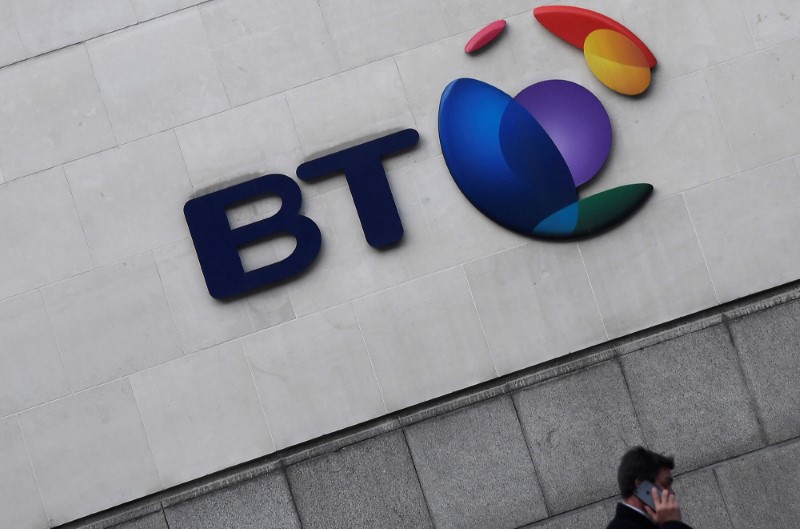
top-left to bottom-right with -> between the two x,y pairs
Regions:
438,78 -> 577,233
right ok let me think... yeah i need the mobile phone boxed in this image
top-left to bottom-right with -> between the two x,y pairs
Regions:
634,480 -> 662,511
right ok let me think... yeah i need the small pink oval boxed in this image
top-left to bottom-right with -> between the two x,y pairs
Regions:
464,20 -> 506,53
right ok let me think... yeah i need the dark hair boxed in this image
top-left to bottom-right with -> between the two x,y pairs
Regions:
617,446 -> 675,498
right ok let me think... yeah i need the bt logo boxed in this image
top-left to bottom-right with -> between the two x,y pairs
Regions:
185,6 -> 656,299
439,5 -> 656,237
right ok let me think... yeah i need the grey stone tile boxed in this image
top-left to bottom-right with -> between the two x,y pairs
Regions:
404,396 -> 547,529
87,8 -> 229,143
728,300 -> 800,443
0,291 -> 70,418
0,45 -> 115,180
715,441 -> 800,528
739,0 -> 800,49
131,0 -> 205,21
512,361 -> 645,514
111,511 -> 168,529
620,325 -> 764,473
0,0 -> 26,67
200,0 -> 340,106
0,416 -> 48,529
673,470 -> 733,529
523,499 -> 617,529
11,0 -> 136,56
286,431 -> 433,529
0,167 -> 93,300
165,471 -> 300,529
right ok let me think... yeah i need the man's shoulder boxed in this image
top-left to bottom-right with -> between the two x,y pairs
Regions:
605,503 -> 694,529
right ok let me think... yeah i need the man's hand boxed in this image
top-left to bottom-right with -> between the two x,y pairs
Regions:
645,487 -> 683,524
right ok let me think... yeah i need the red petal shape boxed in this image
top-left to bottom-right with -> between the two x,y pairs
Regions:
464,20 -> 507,53
533,6 -> 656,67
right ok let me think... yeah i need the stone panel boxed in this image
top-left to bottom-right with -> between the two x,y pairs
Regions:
438,0 -> 533,34
621,0 -> 754,80
0,417 -> 48,529
319,0 -> 449,69
465,241 -> 608,376
353,268 -> 496,412
715,441 -> 800,527
728,299 -> 800,443
0,46 -> 115,180
11,0 -> 136,56
523,499 -> 617,529
0,167 -> 93,300
579,195 -> 718,339
685,159 -> 800,303
706,38 -> 800,171
404,396 -> 547,529
286,431 -> 433,529
42,254 -> 183,391
200,0 -> 340,106
18,379 -> 161,526
131,341 -> 274,488
673,470 -> 733,529
512,361 -> 645,514
739,0 -> 800,49
0,291 -> 70,418
243,304 -> 386,450
64,131 -> 194,267
87,8 -> 229,143
131,0 -> 205,21
620,325 -> 764,472
165,471 -> 300,529
0,0 -> 26,67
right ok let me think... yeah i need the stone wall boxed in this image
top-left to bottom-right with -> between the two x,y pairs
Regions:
59,283 -> 800,529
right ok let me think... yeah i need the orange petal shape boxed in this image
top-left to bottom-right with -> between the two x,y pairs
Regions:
465,20 -> 507,53
584,29 -> 651,95
534,5 -> 656,67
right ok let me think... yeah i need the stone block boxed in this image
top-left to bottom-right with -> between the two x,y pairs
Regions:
0,417 -> 48,529
715,441 -> 800,527
0,0 -> 26,67
111,512 -> 168,529
200,0 -> 340,105
131,0 -> 205,21
353,268 -> 496,412
620,325 -> 764,472
64,131 -> 193,267
130,341 -> 274,488
243,304 -> 386,450
512,360 -> 645,514
42,254 -> 183,391
523,499 -> 617,529
0,167 -> 93,300
12,0 -> 136,56
0,290 -> 70,417
673,470 -> 733,529
465,241 -> 608,376
0,46 -> 115,180
728,299 -> 800,442
17,379 -> 161,526
621,0 -> 754,80
404,396 -> 547,529
579,195 -> 717,339
87,8 -> 228,143
685,159 -> 800,303
739,0 -> 800,49
286,431 -> 433,529
319,0 -> 449,69
438,0 -> 532,34
706,38 -> 800,171
165,471 -> 301,529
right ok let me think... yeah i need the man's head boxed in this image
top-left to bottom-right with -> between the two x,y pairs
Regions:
617,446 -> 675,499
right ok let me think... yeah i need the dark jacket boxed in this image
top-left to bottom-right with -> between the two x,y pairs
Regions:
605,503 -> 694,529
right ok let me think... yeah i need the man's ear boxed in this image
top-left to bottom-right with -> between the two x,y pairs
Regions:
634,479 -> 641,488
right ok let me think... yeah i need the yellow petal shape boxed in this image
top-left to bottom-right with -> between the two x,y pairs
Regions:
584,29 -> 651,95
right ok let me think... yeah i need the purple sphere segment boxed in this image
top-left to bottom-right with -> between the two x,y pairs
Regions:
514,80 -> 612,187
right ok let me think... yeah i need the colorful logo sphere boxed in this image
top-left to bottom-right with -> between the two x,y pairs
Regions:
438,6 -> 655,238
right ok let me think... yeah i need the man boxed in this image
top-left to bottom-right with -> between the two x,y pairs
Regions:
605,446 -> 694,529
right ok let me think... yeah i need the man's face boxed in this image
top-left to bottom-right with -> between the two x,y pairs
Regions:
654,467 -> 674,493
